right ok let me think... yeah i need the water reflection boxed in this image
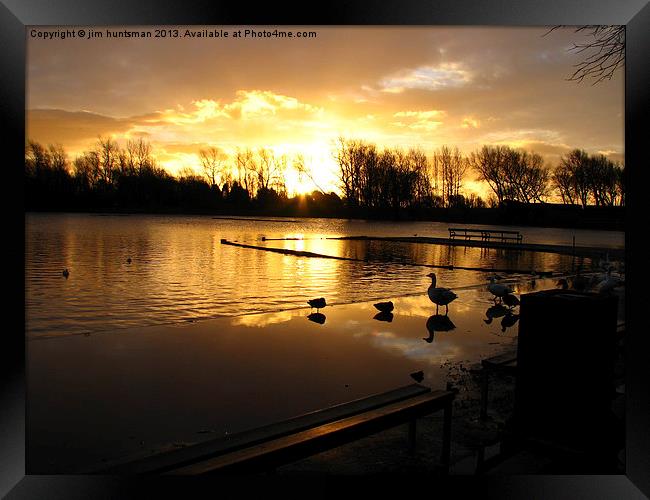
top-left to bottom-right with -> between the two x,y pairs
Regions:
373,311 -> 394,323
503,293 -> 520,308
501,311 -> 520,332
484,304 -> 509,324
307,312 -> 326,325
424,314 -> 456,343
26,213 -> 617,338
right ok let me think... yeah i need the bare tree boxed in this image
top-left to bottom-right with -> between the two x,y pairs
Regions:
199,146 -> 227,188
127,138 -> 154,175
470,145 -> 550,204
552,162 -> 577,205
434,146 -> 469,207
48,144 -> 68,173
468,145 -> 511,205
407,148 -> 433,204
73,150 -> 101,188
25,140 -> 50,176
234,147 -> 257,196
505,151 -> 550,203
97,136 -> 119,185
256,148 -> 287,193
293,153 -> 326,195
546,25 -> 625,84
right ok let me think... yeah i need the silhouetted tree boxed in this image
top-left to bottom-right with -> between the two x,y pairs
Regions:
547,25 -> 625,84
234,147 -> 257,197
199,146 -> 227,188
553,149 -> 623,207
293,153 -> 327,195
468,145 -> 511,204
470,145 -> 550,204
434,146 -> 469,207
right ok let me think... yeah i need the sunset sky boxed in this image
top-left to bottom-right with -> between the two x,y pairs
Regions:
27,26 -> 624,197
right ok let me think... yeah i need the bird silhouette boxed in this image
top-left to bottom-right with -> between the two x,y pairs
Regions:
62,268 -> 69,279
373,301 -> 394,313
426,273 -> 457,315
487,276 -> 513,302
410,370 -> 425,383
307,298 -> 327,311
127,257 -> 132,264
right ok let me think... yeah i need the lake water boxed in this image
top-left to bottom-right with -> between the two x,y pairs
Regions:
25,213 -> 623,339
25,213 -> 624,472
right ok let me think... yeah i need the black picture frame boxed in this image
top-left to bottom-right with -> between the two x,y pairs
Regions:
3,0 -> 648,497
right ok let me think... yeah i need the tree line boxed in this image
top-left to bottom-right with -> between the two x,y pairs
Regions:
25,136 -> 624,217
24,137 -> 344,214
334,138 -> 625,213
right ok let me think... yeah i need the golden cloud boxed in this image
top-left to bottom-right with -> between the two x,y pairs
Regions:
461,117 -> 480,129
391,110 -> 445,131
379,62 -> 473,93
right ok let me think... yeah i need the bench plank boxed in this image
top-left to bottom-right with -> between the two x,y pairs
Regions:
95,383 -> 431,475
167,389 -> 455,475
448,228 -> 523,243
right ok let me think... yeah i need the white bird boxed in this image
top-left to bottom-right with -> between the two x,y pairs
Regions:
487,276 -> 513,302
426,273 -> 457,315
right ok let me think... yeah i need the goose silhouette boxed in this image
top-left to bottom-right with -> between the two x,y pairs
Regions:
426,273 -> 457,315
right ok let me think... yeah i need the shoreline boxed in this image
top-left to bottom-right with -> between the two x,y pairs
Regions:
25,208 -> 626,232
327,236 -> 624,260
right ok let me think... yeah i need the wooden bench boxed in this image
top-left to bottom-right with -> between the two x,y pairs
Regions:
449,228 -> 523,244
91,383 -> 455,475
